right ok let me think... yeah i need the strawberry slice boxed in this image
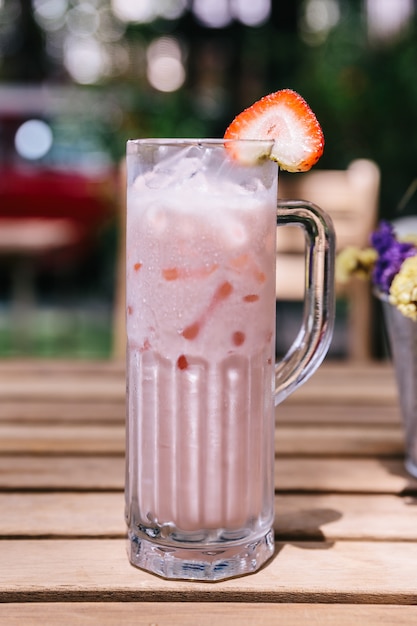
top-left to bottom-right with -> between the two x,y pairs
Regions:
224,89 -> 324,172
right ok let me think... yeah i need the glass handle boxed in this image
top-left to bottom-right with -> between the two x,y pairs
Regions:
275,200 -> 335,405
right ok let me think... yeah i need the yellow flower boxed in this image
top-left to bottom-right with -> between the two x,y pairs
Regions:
399,233 -> 417,246
389,255 -> 417,321
335,246 -> 377,283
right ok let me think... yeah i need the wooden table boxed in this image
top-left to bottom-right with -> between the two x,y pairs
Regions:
1,359 -> 417,624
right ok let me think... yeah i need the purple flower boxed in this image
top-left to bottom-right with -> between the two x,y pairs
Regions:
370,221 -> 416,293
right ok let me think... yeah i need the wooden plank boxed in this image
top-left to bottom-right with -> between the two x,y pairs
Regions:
2,538 -> 417,602
274,493 -> 417,541
283,362 -> 397,406
0,422 -> 404,456
0,401 -> 125,424
285,383 -> 397,405
0,359 -> 390,380
0,456 -> 124,490
0,359 -> 125,376
1,602 -> 416,626
0,401 -> 400,426
0,377 -> 124,403
275,424 -> 404,456
277,403 -> 401,425
2,492 -> 417,542
275,457 -> 417,494
0,493 -> 125,537
0,424 -> 125,454
1,456 -> 416,493
0,359 -> 393,383
0,362 -> 396,406
300,362 -> 393,384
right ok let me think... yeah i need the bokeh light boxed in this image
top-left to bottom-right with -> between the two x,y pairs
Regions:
192,0 -> 232,28
157,0 -> 188,21
96,6 -> 126,42
366,0 -> 414,42
146,36 -> 186,92
66,2 -> 99,37
64,35 -> 109,84
231,0 -> 270,27
14,119 -> 53,160
111,0 -> 187,23
33,0 -> 68,27
111,0 -> 157,23
301,0 -> 341,45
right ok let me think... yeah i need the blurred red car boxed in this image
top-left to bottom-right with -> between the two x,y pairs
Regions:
0,84 -> 118,260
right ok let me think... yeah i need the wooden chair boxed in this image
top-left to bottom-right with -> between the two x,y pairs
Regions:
0,217 -> 81,350
276,159 -> 380,361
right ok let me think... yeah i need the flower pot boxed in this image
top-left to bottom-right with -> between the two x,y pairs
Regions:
377,290 -> 417,478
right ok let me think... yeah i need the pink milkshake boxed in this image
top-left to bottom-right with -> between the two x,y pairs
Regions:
125,140 -> 277,579
125,92 -> 334,582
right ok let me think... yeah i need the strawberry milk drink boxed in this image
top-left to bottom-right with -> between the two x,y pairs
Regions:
125,95 -> 334,582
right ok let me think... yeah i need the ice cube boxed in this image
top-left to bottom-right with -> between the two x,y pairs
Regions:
144,146 -> 205,190
220,215 -> 248,248
146,206 -> 169,234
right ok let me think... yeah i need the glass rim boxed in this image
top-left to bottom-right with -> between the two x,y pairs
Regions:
127,138 -> 274,148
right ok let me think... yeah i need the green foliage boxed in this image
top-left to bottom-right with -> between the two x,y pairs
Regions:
294,4 -> 417,220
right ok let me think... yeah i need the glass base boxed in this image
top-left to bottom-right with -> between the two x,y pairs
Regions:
127,528 -> 275,581
405,457 -> 417,479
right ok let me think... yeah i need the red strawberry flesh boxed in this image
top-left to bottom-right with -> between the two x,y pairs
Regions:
224,89 -> 324,172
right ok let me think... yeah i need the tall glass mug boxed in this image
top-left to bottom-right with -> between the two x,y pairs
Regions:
125,139 -> 335,581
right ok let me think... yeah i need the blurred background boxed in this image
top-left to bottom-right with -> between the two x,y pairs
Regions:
0,0 -> 416,358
